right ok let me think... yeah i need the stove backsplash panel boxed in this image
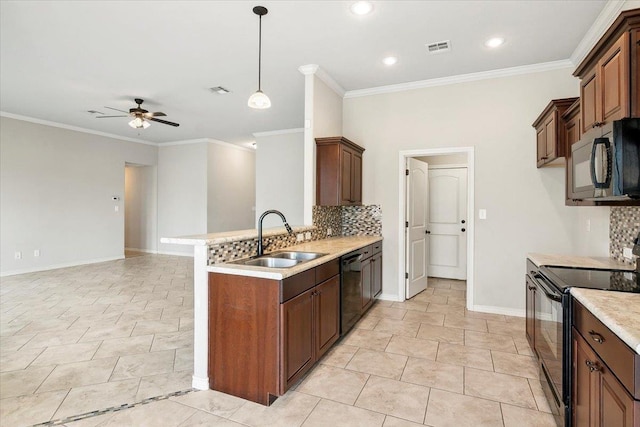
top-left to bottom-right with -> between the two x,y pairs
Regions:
610,206 -> 640,264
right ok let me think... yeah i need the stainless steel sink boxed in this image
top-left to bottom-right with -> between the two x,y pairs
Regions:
242,257 -> 299,268
269,251 -> 327,261
230,251 -> 327,268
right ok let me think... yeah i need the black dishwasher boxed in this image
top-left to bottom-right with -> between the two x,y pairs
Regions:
340,247 -> 366,335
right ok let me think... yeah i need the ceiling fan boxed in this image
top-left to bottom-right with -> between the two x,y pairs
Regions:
97,98 -> 180,128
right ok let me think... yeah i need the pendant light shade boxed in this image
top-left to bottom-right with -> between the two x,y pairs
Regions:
249,6 -> 271,109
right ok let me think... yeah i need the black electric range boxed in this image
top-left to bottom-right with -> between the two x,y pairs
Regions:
540,266 -> 640,294
529,265 -> 638,427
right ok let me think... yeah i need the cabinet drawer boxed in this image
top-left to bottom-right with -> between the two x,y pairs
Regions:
281,269 -> 316,303
573,300 -> 640,399
372,241 -> 382,255
316,258 -> 339,284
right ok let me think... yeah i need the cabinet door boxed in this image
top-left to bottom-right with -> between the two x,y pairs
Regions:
341,147 -> 353,205
564,113 -> 581,205
536,125 -> 547,167
581,68 -> 599,134
632,29 -> 640,117
352,151 -> 362,204
281,288 -> 314,389
372,253 -> 382,298
599,362 -> 636,427
525,276 -> 536,355
544,114 -> 556,160
599,32 -> 629,125
361,257 -> 372,311
573,330 -> 598,427
314,275 -> 340,359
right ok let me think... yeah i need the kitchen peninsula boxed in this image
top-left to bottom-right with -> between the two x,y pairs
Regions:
161,227 -> 382,401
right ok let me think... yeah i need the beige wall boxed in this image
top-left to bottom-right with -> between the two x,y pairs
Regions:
343,67 -> 610,313
207,141 -> 255,232
0,117 -> 158,275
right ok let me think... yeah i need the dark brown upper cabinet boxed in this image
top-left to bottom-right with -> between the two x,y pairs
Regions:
316,137 -> 364,206
532,98 -> 578,167
574,9 -> 640,138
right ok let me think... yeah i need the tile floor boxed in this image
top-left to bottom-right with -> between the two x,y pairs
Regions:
0,255 -> 556,427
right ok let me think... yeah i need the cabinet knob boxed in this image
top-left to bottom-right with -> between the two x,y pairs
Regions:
592,121 -> 604,128
540,156 -> 548,160
588,330 -> 605,344
585,360 -> 601,372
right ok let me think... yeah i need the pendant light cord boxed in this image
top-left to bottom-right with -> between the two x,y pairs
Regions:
258,14 -> 262,91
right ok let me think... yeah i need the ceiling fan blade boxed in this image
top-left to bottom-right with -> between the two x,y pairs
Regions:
148,117 -> 180,127
96,115 -> 128,118
104,106 -> 130,114
144,112 -> 167,118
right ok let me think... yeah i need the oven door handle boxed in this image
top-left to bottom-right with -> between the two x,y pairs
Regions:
533,273 -> 562,302
343,254 -> 363,265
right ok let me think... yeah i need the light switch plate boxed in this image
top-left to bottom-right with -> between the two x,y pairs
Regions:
296,233 -> 304,242
305,232 -> 312,240
623,247 -> 633,259
478,209 -> 487,220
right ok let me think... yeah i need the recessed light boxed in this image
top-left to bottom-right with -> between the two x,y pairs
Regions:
350,1 -> 373,15
382,56 -> 398,66
485,37 -> 504,48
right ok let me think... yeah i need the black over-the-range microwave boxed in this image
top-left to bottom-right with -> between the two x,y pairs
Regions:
571,118 -> 640,201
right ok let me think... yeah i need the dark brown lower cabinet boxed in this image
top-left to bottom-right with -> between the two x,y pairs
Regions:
361,256 -> 372,311
209,258 -> 340,406
572,299 -> 640,427
525,274 -> 536,355
371,251 -> 382,298
281,288 -> 314,390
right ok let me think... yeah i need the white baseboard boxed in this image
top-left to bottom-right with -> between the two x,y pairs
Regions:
471,304 -> 525,318
0,256 -> 125,277
156,250 -> 194,257
378,293 -> 402,302
125,247 -> 158,254
192,376 -> 209,390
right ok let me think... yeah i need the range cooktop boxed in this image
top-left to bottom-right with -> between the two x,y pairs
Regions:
540,266 -> 640,293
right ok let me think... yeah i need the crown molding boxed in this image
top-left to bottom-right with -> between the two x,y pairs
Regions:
569,0 -> 627,66
298,64 -> 346,97
160,137 -> 252,152
343,59 -> 574,99
253,128 -> 304,138
0,111 -> 156,146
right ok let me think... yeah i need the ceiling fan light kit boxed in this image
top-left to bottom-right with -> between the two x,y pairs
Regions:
129,117 -> 150,129
249,6 -> 271,110
97,98 -> 179,129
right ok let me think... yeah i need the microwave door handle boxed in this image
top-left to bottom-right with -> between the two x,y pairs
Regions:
590,138 -> 612,189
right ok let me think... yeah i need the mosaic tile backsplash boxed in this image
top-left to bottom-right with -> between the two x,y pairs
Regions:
610,206 -> 640,264
208,205 -> 382,264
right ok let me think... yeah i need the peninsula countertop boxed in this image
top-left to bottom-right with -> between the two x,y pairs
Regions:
208,235 -> 382,280
571,287 -> 640,355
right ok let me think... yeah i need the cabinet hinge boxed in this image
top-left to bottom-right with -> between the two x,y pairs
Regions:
405,272 -> 409,279
406,169 -> 409,176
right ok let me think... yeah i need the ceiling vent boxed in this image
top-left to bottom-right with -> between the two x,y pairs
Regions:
426,40 -> 451,54
210,86 -> 231,94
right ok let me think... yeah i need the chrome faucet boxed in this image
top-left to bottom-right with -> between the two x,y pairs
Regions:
257,210 -> 294,257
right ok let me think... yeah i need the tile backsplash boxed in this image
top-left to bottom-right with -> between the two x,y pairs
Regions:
208,205 -> 382,265
610,206 -> 640,264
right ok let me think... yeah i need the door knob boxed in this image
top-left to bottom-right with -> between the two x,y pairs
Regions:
461,220 -> 466,224
425,230 -> 431,234
461,228 -> 466,232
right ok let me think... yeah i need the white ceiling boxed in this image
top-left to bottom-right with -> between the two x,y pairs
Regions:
0,1 -> 608,145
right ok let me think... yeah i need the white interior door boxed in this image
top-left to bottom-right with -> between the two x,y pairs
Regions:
406,158 -> 429,298
427,168 -> 467,280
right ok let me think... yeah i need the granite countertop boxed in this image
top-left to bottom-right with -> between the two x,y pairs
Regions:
528,253 -> 634,271
208,235 -> 383,280
161,225 -> 316,246
571,287 -> 640,355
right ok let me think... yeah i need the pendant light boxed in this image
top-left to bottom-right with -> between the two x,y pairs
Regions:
248,6 -> 271,109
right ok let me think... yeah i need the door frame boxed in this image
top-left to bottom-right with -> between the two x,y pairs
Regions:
397,147 -> 475,310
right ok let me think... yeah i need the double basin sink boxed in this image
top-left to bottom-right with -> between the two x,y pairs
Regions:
231,251 -> 327,269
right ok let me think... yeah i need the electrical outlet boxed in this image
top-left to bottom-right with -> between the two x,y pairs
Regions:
327,228 -> 332,236
296,233 -> 304,242
14,251 -> 21,260
34,249 -> 40,257
623,247 -> 633,260
305,232 -> 312,240
114,205 -> 119,212
586,219 -> 591,232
